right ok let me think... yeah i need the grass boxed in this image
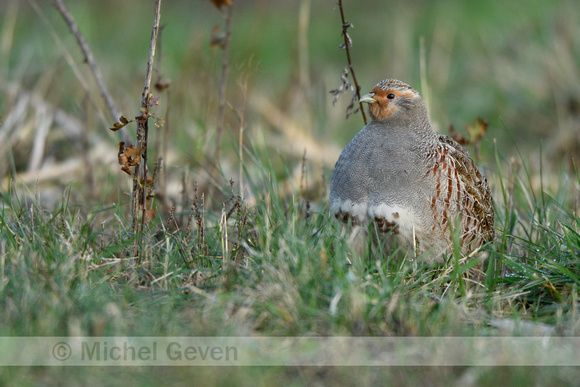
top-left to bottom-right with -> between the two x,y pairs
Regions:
1,139 -> 579,383
1,0 -> 580,385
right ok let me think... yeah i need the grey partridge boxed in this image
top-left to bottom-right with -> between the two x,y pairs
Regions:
330,79 -> 494,260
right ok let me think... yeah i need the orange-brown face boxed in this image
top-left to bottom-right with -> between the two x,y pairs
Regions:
360,86 -> 418,121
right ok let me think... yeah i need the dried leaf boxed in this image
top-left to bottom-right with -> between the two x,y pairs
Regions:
118,142 -> 128,165
140,177 -> 154,187
211,0 -> 232,10
339,22 -> 353,50
119,153 -> 129,167
110,122 -> 124,132
155,79 -> 171,92
129,154 -> 140,166
329,66 -> 353,105
125,146 -> 140,158
110,116 -> 131,131
329,66 -> 359,119
117,142 -> 141,175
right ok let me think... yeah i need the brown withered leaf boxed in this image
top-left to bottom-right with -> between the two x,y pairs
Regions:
122,145 -> 141,166
110,122 -> 124,132
466,117 -> 488,143
118,142 -> 126,160
121,166 -> 133,175
140,177 -> 154,187
110,116 -> 131,131
129,154 -> 140,166
117,142 -> 141,174
119,153 -> 129,167
125,146 -> 140,158
118,142 -> 130,168
211,0 -> 232,10
155,79 -> 171,92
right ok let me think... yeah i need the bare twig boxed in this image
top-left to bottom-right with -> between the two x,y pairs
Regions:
213,3 -> 234,166
337,0 -> 367,125
140,1 -> 161,108
52,0 -> 129,143
132,0 -> 162,242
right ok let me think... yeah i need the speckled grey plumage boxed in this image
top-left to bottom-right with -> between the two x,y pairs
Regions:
329,79 -> 494,260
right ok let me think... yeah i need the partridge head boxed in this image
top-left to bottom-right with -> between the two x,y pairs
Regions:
330,79 -> 494,260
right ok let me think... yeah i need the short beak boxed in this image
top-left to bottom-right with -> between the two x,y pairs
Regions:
359,93 -> 377,104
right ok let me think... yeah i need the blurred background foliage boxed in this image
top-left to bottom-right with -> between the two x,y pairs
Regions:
0,0 -> 579,206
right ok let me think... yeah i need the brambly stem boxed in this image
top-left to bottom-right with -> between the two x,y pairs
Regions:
337,0 -> 367,125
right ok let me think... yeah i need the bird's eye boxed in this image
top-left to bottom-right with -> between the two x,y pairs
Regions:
387,93 -> 395,99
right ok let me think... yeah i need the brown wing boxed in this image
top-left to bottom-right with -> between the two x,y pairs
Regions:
425,135 -> 494,251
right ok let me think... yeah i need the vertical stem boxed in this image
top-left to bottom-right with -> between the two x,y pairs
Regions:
132,0 -> 162,253
337,0 -> 367,125
141,1 -> 162,108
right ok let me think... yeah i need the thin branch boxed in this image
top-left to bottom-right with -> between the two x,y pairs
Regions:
337,0 -> 367,125
132,0 -> 162,240
52,0 -> 129,143
141,1 -> 162,107
213,3 -> 234,165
